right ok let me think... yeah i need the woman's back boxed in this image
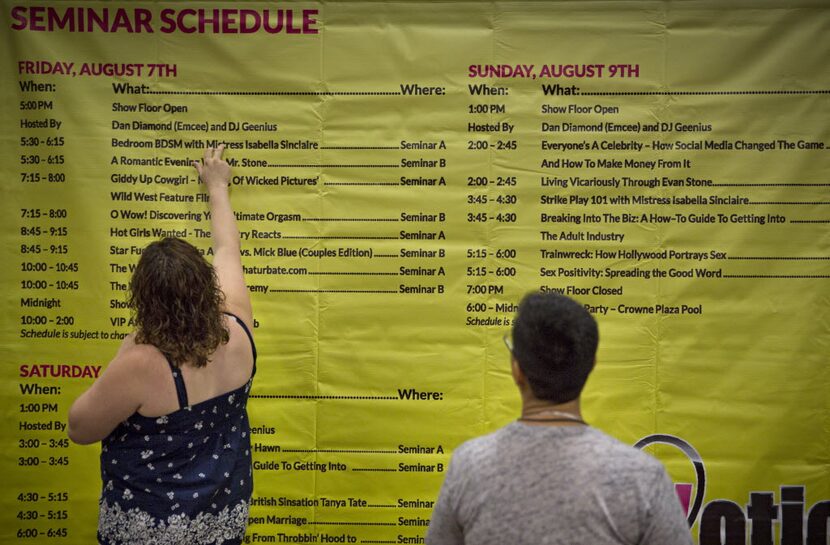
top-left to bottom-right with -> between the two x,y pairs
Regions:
136,314 -> 255,418
98,313 -> 256,545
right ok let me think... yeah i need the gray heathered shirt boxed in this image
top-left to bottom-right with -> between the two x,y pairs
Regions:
426,422 -> 694,545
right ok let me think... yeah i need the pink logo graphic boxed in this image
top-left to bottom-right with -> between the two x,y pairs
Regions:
634,434 -> 706,526
675,483 -> 693,516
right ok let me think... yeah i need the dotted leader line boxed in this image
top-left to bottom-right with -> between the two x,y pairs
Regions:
305,272 -> 399,276
715,183 -> 830,187
727,257 -> 830,260
280,449 -> 399,454
280,236 -> 399,240
269,289 -> 400,294
145,90 -> 402,96
324,182 -> 401,186
268,164 -> 400,168
307,521 -> 397,526
750,201 -> 830,205
300,218 -> 399,222
722,275 -> 830,278
581,90 -> 830,96
319,146 -> 401,150
250,394 -> 398,400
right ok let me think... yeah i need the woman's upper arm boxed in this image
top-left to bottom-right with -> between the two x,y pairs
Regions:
67,349 -> 146,445
214,247 -> 254,331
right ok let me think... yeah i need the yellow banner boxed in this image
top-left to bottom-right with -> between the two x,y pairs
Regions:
1,2 -> 828,543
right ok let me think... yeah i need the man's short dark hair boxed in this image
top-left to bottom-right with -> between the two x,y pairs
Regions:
511,292 -> 599,403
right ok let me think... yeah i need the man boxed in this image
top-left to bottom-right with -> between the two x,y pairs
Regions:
426,292 -> 694,545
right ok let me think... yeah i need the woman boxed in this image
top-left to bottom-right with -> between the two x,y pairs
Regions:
68,145 -> 256,544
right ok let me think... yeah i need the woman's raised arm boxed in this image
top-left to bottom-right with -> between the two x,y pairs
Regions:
192,144 -> 253,330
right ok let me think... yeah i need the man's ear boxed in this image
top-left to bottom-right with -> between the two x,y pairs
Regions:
511,358 -> 526,388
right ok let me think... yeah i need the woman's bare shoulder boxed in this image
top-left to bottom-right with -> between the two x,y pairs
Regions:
113,333 -> 169,372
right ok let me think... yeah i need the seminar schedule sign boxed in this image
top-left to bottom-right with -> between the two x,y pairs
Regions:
2,2 -> 828,544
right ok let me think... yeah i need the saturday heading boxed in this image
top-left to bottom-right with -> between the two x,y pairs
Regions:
10,6 -> 319,34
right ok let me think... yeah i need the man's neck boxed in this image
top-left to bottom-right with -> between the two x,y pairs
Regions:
519,397 -> 584,425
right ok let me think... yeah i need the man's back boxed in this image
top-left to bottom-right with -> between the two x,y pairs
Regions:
426,422 -> 694,545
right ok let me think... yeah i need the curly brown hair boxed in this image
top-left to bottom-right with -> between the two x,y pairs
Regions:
128,237 -> 229,367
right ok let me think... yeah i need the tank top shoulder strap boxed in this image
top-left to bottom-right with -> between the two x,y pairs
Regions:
165,357 -> 189,409
224,312 -> 257,372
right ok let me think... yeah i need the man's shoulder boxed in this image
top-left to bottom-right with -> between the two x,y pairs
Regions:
447,424 -> 521,469
580,427 -> 667,476
451,427 -> 503,457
